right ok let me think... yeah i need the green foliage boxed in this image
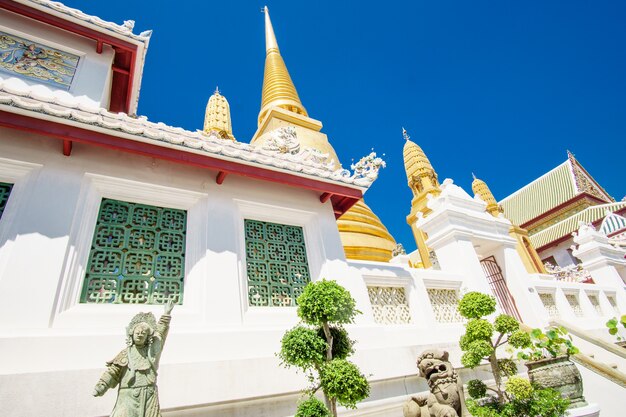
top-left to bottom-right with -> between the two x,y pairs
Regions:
606,315 -> 626,341
494,314 -> 519,334
458,292 -> 496,319
497,358 -> 518,377
508,330 -> 531,349
505,376 -> 533,400
467,379 -> 487,399
519,327 -> 579,361
280,280 -> 369,417
461,339 -> 494,368
320,359 -> 370,409
295,397 -> 332,417
317,326 -> 354,360
279,326 -> 327,369
466,387 -> 569,417
465,319 -> 494,342
297,279 -> 359,326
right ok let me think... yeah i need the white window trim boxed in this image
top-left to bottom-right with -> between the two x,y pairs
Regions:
0,157 -> 42,280
234,198 -> 324,325
52,173 -> 206,329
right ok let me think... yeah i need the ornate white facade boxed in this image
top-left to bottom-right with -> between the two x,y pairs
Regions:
0,2 -> 624,417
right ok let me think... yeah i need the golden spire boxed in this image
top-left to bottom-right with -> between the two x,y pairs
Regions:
472,174 -> 503,217
204,86 -> 235,141
258,6 -> 308,125
402,128 -> 439,196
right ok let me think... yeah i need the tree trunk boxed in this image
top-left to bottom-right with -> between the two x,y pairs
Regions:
488,351 -> 505,404
322,322 -> 333,361
322,321 -> 336,416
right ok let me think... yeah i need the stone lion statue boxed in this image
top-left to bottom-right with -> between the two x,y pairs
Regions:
403,349 -> 465,417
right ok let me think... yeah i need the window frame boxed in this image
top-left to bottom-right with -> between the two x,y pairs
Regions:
53,173 -> 205,327
234,199 -> 324,321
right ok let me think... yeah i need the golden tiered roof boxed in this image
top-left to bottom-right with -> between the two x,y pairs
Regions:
338,200 -> 397,262
258,6 -> 307,126
471,174 -> 502,217
204,87 -> 235,140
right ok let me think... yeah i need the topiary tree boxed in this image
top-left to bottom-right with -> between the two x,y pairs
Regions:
457,292 -> 531,404
458,292 -> 569,417
278,279 -> 370,417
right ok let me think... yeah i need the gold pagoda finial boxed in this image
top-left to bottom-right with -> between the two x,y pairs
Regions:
403,130 -> 439,196
258,6 -> 308,125
203,88 -> 235,141
471,174 -> 502,217
402,127 -> 410,141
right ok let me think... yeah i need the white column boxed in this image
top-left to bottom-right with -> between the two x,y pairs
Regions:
572,223 -> 626,291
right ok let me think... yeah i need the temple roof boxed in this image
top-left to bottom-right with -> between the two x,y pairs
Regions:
600,210 -> 626,237
530,202 -> 626,249
500,153 -> 613,226
0,77 -> 377,195
12,0 -> 152,44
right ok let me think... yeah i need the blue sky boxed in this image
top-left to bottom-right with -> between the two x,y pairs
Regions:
65,0 -> 625,252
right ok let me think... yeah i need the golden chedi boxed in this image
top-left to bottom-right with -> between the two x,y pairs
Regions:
252,7 -> 396,262
204,87 -> 235,141
471,173 -> 503,217
403,128 -> 440,268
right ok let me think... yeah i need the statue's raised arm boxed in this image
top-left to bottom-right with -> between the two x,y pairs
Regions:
93,299 -> 176,417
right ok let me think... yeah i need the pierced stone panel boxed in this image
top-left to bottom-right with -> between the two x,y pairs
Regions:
426,288 -> 464,323
244,219 -> 310,307
81,198 -> 186,304
587,294 -> 603,316
606,294 -> 619,314
565,293 -> 584,317
0,182 -> 13,220
368,286 -> 411,324
539,293 -> 559,317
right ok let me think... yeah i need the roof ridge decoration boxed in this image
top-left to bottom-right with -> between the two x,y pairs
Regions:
18,0 -> 152,42
566,151 -> 613,203
0,77 -> 379,188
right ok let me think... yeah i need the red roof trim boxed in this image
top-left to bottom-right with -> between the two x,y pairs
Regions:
0,110 -> 362,217
536,207 -> 626,252
0,0 -> 137,114
521,193 -> 608,229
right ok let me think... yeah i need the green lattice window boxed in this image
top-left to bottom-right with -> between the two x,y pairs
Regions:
0,182 -> 13,220
81,198 -> 186,304
245,219 -> 311,307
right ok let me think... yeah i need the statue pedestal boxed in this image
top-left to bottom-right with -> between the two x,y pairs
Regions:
568,403 -> 600,417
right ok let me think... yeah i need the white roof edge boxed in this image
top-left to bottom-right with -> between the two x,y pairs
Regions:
499,160 -> 569,203
129,37 -> 150,115
13,0 -> 151,45
0,78 -> 375,192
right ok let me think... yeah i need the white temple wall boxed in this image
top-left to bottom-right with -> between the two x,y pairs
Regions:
1,132 -> 625,416
0,9 -> 115,108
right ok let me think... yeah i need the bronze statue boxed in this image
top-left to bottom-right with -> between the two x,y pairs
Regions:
403,349 -> 465,417
93,300 -> 174,417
